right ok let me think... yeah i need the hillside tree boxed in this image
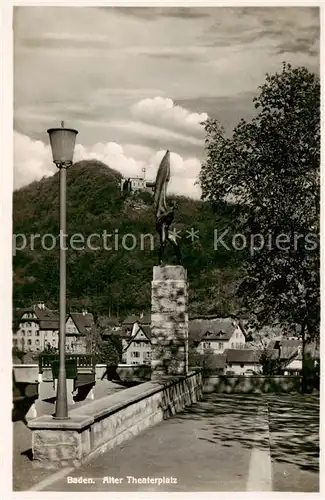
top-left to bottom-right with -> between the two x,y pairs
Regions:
200,63 -> 320,391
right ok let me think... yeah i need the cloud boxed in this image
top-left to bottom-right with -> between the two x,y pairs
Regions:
13,6 -> 319,180
107,119 -> 204,146
14,132 -> 55,189
14,132 -> 202,199
131,97 -> 208,135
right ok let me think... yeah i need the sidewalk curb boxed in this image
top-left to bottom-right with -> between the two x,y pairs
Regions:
246,402 -> 273,491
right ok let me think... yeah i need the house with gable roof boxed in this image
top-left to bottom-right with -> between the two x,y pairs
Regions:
275,340 -> 320,375
192,317 -> 246,355
65,309 -> 95,353
13,301 -> 59,351
13,302 -> 97,354
223,348 -> 262,375
121,312 -> 150,334
122,323 -> 152,365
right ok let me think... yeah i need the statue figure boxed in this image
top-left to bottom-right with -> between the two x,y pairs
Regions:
152,150 -> 182,265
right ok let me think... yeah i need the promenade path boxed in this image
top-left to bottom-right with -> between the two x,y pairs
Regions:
16,393 -> 319,493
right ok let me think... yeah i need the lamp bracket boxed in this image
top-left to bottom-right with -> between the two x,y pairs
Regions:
54,161 -> 73,170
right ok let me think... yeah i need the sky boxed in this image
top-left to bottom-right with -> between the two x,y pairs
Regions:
14,6 -> 320,197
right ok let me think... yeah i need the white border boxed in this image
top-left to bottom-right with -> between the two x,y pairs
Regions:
1,2 -> 323,500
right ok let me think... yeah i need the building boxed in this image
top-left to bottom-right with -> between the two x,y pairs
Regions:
13,303 -> 95,353
119,315 -> 247,364
122,324 -> 152,365
223,349 -> 262,375
121,313 -> 150,337
279,341 -> 320,375
209,353 -> 227,374
13,302 -> 59,351
122,312 -> 150,328
283,348 -> 303,375
65,310 -> 95,353
121,314 -> 141,334
120,314 -> 151,364
120,177 -> 154,194
193,317 -> 246,355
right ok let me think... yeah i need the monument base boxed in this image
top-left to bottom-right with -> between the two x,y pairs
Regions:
151,265 -> 188,378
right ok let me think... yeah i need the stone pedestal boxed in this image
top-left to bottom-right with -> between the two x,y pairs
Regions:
151,265 -> 189,379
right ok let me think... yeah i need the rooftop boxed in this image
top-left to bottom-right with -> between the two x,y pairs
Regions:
69,312 -> 95,335
190,317 -> 242,342
121,313 -> 151,326
121,314 -> 141,326
15,305 -> 59,331
225,349 -> 260,364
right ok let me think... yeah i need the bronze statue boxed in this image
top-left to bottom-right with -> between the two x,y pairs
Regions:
152,150 -> 182,265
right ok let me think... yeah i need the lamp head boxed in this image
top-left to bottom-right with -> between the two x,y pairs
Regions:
47,124 -> 78,167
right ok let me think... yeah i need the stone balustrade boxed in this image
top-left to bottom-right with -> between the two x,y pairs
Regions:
28,370 -> 203,469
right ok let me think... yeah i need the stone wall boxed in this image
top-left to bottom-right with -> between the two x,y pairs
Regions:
13,364 -> 39,383
28,370 -> 202,468
203,375 -> 302,393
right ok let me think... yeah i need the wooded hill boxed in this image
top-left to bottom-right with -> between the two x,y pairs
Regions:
13,159 -> 245,317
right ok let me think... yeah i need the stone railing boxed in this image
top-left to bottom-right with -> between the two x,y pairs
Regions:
39,353 -> 95,373
203,374 -> 302,393
28,370 -> 202,468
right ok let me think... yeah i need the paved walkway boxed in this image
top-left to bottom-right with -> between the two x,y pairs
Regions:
14,393 -> 319,493
33,394 -> 272,492
266,394 -> 319,492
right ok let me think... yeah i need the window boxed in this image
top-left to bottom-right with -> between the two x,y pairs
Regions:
35,331 -> 40,336
236,343 -> 239,348
231,343 -> 234,348
146,352 -> 151,358
203,342 -> 211,349
218,342 -> 223,349
25,322 -> 31,327
35,339 -> 40,345
131,351 -> 140,358
27,339 -> 31,345
21,330 -> 25,336
240,364 -> 244,368
236,332 -> 239,338
27,330 -> 32,336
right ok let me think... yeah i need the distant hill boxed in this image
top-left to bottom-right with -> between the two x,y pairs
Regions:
13,159 -> 244,317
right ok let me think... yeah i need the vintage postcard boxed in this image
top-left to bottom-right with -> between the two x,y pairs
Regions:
5,2 -> 321,495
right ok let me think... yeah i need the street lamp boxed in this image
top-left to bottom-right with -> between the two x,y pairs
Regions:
47,122 -> 78,419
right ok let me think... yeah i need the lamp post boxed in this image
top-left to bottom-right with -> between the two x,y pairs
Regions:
47,122 -> 78,419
